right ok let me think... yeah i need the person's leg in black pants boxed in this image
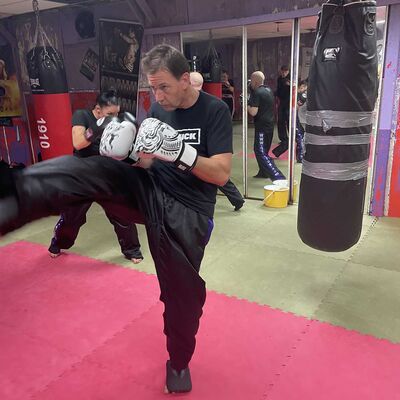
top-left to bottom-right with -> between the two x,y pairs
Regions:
254,128 -> 285,181
253,126 -> 273,178
274,105 -> 290,157
0,155 -> 209,392
296,116 -> 305,163
218,179 -> 244,210
48,202 -> 92,256
103,206 -> 143,262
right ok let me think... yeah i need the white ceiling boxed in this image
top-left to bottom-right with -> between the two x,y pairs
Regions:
0,0 -> 68,19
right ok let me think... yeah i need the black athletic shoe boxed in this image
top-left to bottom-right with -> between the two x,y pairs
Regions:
165,360 -> 192,393
272,148 -> 280,158
48,240 -> 61,258
234,201 -> 244,211
253,173 -> 269,178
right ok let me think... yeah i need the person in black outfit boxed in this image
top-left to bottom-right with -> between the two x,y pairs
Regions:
273,65 -> 291,158
247,71 -> 285,181
190,71 -> 244,211
221,69 -> 235,118
0,45 -> 233,393
296,80 -> 308,163
48,90 -> 143,263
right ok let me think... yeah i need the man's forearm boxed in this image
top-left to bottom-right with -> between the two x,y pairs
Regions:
191,155 -> 231,186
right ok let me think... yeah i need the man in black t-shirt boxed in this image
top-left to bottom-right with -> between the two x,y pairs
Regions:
248,71 -> 285,181
0,45 -> 232,393
48,91 -> 143,263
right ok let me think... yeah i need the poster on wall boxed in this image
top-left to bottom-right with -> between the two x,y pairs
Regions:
0,44 -> 22,117
80,48 -> 99,82
99,19 -> 144,115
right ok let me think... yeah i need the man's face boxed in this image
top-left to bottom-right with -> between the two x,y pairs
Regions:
250,75 -> 258,90
281,69 -> 289,78
148,69 -> 189,111
221,72 -> 228,82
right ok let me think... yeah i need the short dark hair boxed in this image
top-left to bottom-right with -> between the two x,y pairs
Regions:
281,65 -> 289,71
141,44 -> 189,80
96,89 -> 118,107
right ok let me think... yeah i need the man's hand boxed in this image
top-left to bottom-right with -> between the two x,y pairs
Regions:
134,118 -> 198,172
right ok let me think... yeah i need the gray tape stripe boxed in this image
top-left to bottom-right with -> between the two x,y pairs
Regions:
306,110 -> 373,131
302,160 -> 369,181
305,133 -> 371,146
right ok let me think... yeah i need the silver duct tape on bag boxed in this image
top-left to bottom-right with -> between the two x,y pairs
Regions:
302,159 -> 369,181
304,133 -> 371,146
306,110 -> 373,131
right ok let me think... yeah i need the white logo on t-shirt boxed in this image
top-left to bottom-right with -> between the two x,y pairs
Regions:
177,128 -> 201,145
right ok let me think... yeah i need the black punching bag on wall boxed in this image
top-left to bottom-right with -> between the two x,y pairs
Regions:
297,0 -> 378,252
26,21 -> 73,160
27,46 -> 69,94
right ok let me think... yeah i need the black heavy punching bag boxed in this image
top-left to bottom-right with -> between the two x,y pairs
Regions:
26,4 -> 73,160
297,0 -> 378,252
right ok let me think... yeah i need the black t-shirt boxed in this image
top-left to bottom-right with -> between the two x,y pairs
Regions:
72,109 -> 100,158
222,79 -> 234,98
276,75 -> 291,106
150,91 -> 233,217
249,85 -> 275,129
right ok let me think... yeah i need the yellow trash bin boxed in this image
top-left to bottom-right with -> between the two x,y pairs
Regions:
273,179 -> 299,202
263,185 -> 289,208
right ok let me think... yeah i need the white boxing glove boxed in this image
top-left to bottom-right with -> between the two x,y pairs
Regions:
99,114 -> 139,164
134,118 -> 198,172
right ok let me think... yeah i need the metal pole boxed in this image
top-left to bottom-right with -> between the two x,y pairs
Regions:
242,25 -> 248,197
288,18 -> 300,204
3,127 -> 11,164
368,6 -> 389,215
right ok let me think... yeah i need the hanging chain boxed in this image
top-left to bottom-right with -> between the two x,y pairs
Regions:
32,0 -> 39,17
32,0 -> 51,58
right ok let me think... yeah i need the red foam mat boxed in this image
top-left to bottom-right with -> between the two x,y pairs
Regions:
0,241 -> 399,400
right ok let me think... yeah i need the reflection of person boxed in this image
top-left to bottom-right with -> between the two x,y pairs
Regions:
190,72 -> 244,211
189,71 -> 203,91
48,90 -> 143,263
248,71 -> 285,181
0,59 -> 8,80
221,69 -> 235,118
0,45 -> 233,393
296,79 -> 308,163
119,28 -> 139,73
273,65 -> 291,158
